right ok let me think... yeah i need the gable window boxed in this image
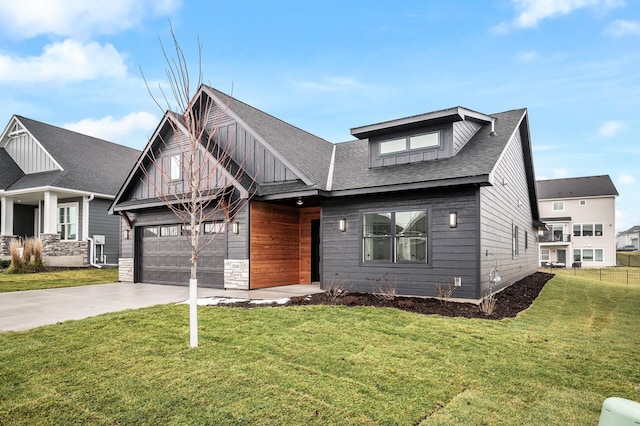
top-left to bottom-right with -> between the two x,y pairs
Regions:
58,203 -> 78,241
170,154 -> 181,181
379,131 -> 440,155
363,210 -> 427,263
552,201 -> 564,211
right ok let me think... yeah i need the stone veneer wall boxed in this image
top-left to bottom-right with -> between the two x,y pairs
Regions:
0,235 -> 14,257
118,258 -> 134,282
40,233 -> 88,265
224,259 -> 250,289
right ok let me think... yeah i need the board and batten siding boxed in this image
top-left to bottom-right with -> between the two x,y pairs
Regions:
5,132 -> 59,174
479,122 -> 538,297
205,104 -> 300,184
322,189 -> 480,299
88,198 -> 120,264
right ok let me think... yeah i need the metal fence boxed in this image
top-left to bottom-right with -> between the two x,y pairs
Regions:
539,267 -> 640,285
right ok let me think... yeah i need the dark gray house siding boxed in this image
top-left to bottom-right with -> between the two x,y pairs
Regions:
479,120 -> 538,296
89,198 -> 120,264
322,188 -> 480,299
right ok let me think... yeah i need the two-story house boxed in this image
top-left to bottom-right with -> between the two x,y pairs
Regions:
111,85 -> 543,300
616,226 -> 640,251
537,175 -> 618,268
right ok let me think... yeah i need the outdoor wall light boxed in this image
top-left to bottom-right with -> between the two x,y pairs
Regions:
339,219 -> 346,232
449,212 -> 457,228
232,222 -> 239,234
296,198 -> 304,206
123,229 -> 130,240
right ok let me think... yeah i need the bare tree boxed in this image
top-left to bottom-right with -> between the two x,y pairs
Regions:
140,26 -> 254,348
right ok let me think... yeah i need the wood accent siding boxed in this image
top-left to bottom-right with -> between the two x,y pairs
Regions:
5,133 -> 59,174
250,201 -> 300,288
453,120 -> 482,154
479,122 -> 538,296
299,207 -> 320,283
322,189 -> 480,298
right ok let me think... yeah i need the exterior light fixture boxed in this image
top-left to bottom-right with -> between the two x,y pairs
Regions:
232,222 -> 239,234
339,219 -> 346,232
449,212 -> 457,228
296,198 -> 304,206
123,229 -> 130,240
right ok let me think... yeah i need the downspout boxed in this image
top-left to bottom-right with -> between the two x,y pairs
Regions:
84,194 -> 102,269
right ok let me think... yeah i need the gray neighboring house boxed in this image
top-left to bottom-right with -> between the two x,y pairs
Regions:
111,85 -> 543,300
0,115 -> 140,266
617,226 -> 640,250
537,175 -> 618,268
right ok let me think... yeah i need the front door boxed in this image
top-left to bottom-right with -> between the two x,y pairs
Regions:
311,219 -> 320,282
557,249 -> 566,266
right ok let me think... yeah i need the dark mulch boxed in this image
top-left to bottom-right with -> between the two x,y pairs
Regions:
221,272 -> 554,320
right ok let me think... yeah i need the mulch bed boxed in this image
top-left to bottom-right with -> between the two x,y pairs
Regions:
223,272 -> 554,320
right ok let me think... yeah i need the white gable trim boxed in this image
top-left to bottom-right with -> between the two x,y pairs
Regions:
0,116 -> 64,172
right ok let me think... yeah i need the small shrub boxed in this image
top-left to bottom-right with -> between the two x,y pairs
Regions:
30,238 -> 43,267
480,293 -> 497,315
6,240 -> 26,274
325,274 -> 352,304
0,259 -> 10,268
22,238 -> 33,263
369,272 -> 397,301
435,282 -> 455,304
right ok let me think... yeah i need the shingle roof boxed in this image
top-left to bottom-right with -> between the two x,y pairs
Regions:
4,116 -> 140,196
331,109 -> 526,191
0,148 -> 23,189
618,225 -> 640,235
536,175 -> 618,200
208,87 -> 334,190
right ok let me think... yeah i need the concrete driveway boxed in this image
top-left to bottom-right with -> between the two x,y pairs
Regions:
0,282 -> 322,332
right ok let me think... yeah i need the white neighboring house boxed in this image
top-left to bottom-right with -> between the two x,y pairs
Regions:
537,175 -> 618,268
616,226 -> 640,250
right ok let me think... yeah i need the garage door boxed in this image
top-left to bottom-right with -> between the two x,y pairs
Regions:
137,223 -> 226,288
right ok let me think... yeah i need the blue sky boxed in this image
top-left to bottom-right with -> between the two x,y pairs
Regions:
0,0 -> 638,232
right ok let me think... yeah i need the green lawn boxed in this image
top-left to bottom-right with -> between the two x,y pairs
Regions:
0,274 -> 638,425
0,268 -> 118,292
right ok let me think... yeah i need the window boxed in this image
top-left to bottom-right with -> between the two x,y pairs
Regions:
541,249 -> 550,261
573,248 -> 604,262
579,200 -> 587,206
379,131 -> 440,155
573,223 -> 603,237
143,226 -> 158,237
525,231 -> 529,251
204,222 -> 226,234
363,210 -> 427,263
170,154 -> 181,181
57,203 -> 78,240
160,225 -> 179,237
552,201 -> 564,211
512,224 -> 519,257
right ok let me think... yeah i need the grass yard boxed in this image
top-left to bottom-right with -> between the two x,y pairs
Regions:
0,274 -> 638,425
0,268 -> 118,292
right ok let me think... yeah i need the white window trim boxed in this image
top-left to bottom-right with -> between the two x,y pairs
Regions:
170,153 -> 182,181
57,202 -> 79,241
552,201 -> 565,212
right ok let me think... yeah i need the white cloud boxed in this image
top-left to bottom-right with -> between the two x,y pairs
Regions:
553,168 -> 570,178
294,77 -> 373,93
516,50 -> 541,62
617,174 -> 636,185
64,111 -> 158,144
497,0 -> 624,32
0,0 -> 181,39
532,144 -> 564,152
604,19 -> 640,36
0,39 -> 127,83
598,120 -> 623,137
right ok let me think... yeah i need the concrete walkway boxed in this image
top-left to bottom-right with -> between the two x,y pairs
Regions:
0,282 -> 323,332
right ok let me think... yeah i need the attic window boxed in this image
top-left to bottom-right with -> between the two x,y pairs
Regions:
380,131 -> 440,155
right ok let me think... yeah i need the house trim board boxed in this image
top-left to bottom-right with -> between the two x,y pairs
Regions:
0,116 -> 64,171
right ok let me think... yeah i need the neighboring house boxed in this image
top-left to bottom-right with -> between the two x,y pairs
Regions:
110,85 -> 543,300
616,225 -> 640,250
0,115 -> 140,266
537,175 -> 618,268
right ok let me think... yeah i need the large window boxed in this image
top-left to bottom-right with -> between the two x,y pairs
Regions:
380,132 -> 440,155
573,248 -> 604,263
573,223 -> 603,237
57,203 -> 78,241
363,210 -> 427,263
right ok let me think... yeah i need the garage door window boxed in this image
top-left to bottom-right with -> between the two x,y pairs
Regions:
143,226 -> 158,237
204,222 -> 226,234
160,225 -> 179,237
